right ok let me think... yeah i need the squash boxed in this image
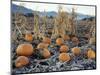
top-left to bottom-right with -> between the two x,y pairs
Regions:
43,37 -> 51,44
15,56 -> 29,68
60,45 -> 69,52
85,34 -> 90,39
72,37 -> 79,42
56,38 -> 64,46
62,35 -> 70,41
16,43 -> 34,56
42,49 -> 51,59
71,47 -> 81,55
25,33 -> 33,41
59,53 -> 70,62
37,43 -> 49,49
71,37 -> 79,45
87,48 -> 96,59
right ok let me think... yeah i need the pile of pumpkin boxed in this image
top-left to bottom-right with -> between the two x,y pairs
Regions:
15,33 -> 96,68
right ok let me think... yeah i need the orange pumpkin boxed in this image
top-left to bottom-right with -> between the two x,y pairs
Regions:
42,49 -> 51,58
16,43 -> 34,56
56,38 -> 64,45
59,53 -> 71,62
43,37 -> 51,44
15,56 -> 29,68
37,43 -> 49,49
85,34 -> 90,39
71,37 -> 79,45
71,47 -> 81,55
71,37 -> 79,42
25,33 -> 33,41
60,45 -> 69,52
62,35 -> 70,41
87,48 -> 96,59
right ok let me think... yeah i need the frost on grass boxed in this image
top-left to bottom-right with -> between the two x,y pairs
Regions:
11,4 -> 96,74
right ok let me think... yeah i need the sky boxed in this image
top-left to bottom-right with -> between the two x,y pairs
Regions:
12,1 -> 96,16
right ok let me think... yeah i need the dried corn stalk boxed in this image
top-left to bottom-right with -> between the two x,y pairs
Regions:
14,3 -> 28,36
89,19 -> 96,37
33,12 -> 44,39
70,8 -> 77,36
41,11 -> 47,37
51,18 -> 60,39
51,5 -> 69,38
15,13 -> 27,32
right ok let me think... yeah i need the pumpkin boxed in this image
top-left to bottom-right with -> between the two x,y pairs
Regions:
56,38 -> 64,45
62,35 -> 70,41
71,37 -> 79,45
59,53 -> 70,62
87,48 -> 96,59
85,34 -> 90,39
72,37 -> 79,42
60,45 -> 69,52
43,37 -> 51,44
37,43 -> 49,49
15,56 -> 29,68
16,43 -> 34,56
42,49 -> 51,58
25,33 -> 33,41
71,47 -> 81,55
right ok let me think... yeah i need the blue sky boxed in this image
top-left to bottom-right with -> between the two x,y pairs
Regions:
12,1 -> 95,16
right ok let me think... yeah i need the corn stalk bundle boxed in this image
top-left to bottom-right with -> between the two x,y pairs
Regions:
51,5 -> 69,38
14,3 -> 28,36
70,8 -> 77,36
51,18 -> 60,39
41,12 -> 47,37
89,24 -> 95,38
33,13 -> 44,39
14,13 -> 27,36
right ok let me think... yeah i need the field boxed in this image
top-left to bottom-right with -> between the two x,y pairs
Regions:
11,2 -> 96,74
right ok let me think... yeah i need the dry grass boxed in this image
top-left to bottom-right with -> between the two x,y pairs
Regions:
51,6 -> 77,39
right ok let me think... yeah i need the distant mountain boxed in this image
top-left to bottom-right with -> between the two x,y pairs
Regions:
82,16 -> 95,21
76,13 -> 93,20
11,3 -> 33,14
12,3 -> 94,20
39,11 -> 57,17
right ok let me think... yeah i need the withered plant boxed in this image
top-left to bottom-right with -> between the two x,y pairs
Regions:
41,11 -> 47,37
51,5 -> 71,39
33,12 -> 45,39
70,8 -> 77,36
12,3 -> 28,42
89,19 -> 96,38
